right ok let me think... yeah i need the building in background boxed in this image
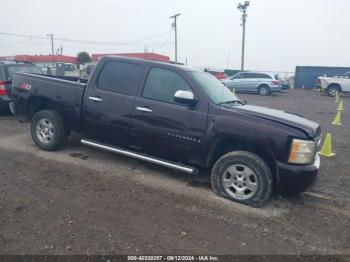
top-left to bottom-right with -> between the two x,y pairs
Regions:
0,55 -> 77,64
295,66 -> 350,89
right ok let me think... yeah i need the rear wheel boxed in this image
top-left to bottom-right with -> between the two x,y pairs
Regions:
327,85 -> 340,97
211,151 -> 273,207
31,110 -> 67,151
258,85 -> 270,96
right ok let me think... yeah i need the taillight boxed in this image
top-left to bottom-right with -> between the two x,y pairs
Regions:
19,83 -> 31,90
0,81 -> 7,96
271,80 -> 279,85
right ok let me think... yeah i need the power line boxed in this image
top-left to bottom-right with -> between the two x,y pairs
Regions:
0,31 -> 173,47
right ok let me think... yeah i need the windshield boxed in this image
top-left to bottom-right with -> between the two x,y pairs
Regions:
5,65 -> 42,80
190,71 -> 241,105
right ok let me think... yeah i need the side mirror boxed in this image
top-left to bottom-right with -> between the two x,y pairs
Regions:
174,90 -> 197,106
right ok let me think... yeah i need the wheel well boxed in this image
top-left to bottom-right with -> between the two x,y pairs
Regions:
327,83 -> 341,92
26,97 -> 61,120
208,138 -> 277,187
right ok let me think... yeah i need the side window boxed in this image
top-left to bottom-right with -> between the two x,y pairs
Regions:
258,73 -> 272,79
243,73 -> 252,78
143,68 -> 192,104
233,73 -> 243,79
97,61 -> 141,95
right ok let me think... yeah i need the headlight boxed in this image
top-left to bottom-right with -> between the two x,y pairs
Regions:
288,139 -> 316,164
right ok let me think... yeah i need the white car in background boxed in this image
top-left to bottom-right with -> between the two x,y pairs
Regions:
318,71 -> 350,96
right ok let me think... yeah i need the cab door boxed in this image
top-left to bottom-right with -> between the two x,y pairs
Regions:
83,60 -> 143,148
130,67 -> 207,165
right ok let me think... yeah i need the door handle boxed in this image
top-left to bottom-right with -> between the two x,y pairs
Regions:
89,96 -> 103,102
136,107 -> 153,113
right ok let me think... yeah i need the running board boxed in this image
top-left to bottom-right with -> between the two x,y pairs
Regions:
81,139 -> 197,174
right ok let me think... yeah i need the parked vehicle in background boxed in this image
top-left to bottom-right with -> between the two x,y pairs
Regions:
0,62 -> 42,112
208,70 -> 229,80
11,56 -> 321,207
275,74 -> 291,90
85,63 -> 97,76
318,71 -> 350,96
222,72 -> 282,96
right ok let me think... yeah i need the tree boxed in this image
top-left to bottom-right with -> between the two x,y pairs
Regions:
77,51 -> 92,64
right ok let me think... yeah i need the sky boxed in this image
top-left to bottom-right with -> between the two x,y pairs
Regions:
0,0 -> 349,72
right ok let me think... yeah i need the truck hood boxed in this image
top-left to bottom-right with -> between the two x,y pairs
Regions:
228,105 -> 320,138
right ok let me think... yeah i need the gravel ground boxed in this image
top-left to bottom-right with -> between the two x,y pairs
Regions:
0,90 -> 349,255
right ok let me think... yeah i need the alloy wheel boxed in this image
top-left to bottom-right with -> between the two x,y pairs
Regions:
222,164 -> 258,200
36,118 -> 55,144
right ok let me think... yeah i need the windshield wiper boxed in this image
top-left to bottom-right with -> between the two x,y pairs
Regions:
217,100 -> 245,106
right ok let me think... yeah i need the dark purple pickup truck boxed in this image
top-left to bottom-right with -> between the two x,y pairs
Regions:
10,56 -> 321,207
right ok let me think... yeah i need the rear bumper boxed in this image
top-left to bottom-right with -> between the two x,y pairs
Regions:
277,155 -> 320,194
270,85 -> 282,92
0,97 -> 11,111
9,101 -> 17,115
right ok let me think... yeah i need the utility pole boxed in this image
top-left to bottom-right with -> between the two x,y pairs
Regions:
237,1 -> 250,71
170,13 -> 181,63
46,34 -> 54,56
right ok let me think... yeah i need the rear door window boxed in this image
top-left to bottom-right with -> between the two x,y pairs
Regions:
143,67 -> 192,104
245,73 -> 272,79
97,61 -> 141,96
258,73 -> 272,79
244,73 -> 257,79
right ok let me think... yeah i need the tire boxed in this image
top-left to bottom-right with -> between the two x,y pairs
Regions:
31,110 -> 67,151
258,85 -> 270,96
327,85 -> 340,97
211,151 -> 273,207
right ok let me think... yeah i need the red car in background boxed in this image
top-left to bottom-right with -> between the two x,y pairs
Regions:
208,70 -> 229,80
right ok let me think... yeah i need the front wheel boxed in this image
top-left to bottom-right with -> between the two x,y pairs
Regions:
258,86 -> 270,96
327,85 -> 340,97
31,110 -> 67,151
211,151 -> 273,207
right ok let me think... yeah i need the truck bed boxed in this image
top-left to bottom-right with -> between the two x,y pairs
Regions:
12,73 -> 87,132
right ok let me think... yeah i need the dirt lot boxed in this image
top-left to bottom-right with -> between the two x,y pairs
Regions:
0,90 -> 349,255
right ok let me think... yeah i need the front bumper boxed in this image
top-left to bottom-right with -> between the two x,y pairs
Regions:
277,154 -> 320,194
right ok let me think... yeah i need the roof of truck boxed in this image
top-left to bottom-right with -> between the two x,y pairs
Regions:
101,55 -> 200,72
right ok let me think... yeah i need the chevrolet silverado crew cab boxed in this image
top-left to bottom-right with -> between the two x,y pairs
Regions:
11,56 -> 321,207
